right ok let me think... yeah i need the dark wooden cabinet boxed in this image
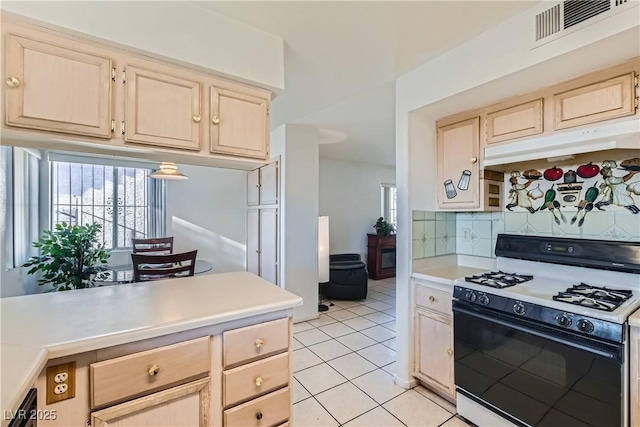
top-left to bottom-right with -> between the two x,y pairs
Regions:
367,234 -> 396,280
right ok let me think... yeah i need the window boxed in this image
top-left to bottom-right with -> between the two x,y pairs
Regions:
50,160 -> 165,250
381,184 -> 397,227
1,146 -> 40,268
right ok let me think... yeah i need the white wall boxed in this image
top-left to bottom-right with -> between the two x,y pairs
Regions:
393,4 -> 640,390
0,1 -> 285,90
319,158 -> 394,260
271,124 -> 319,322
166,164 -> 247,274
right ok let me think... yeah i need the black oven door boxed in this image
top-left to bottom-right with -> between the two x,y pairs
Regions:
453,303 -> 624,427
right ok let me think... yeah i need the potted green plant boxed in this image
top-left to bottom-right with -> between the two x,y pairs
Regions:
23,222 -> 111,291
373,217 -> 396,237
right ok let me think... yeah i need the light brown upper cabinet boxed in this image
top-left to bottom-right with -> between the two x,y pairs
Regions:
553,72 -> 636,130
437,117 -> 480,209
4,33 -> 112,138
486,98 -> 543,144
210,85 -> 270,160
124,63 -> 202,151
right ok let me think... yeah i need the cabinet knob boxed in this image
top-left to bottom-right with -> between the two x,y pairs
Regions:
255,338 -> 264,348
255,377 -> 263,387
211,116 -> 220,124
256,412 -> 263,420
470,157 -> 478,164
193,114 -> 201,123
5,77 -> 20,88
148,365 -> 160,376
429,296 -> 435,302
447,349 -> 453,356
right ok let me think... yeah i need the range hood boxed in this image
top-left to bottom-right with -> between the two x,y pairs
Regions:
484,119 -> 640,167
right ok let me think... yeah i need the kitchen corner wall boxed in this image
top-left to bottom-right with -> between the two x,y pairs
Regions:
412,210 -> 640,260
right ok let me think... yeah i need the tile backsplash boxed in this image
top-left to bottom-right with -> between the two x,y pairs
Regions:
412,210 -> 639,260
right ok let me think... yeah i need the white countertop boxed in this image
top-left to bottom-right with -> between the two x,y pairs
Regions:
412,254 -> 495,285
0,272 -> 303,420
631,308 -> 640,328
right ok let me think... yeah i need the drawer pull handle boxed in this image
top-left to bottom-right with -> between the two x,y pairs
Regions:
256,412 -> 263,420
212,116 -> 220,124
148,365 -> 160,376
255,377 -> 263,387
447,349 -> 453,356
255,338 -> 264,348
193,114 -> 201,123
471,157 -> 478,164
429,296 -> 435,302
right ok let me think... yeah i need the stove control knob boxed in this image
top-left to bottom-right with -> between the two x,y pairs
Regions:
555,314 -> 572,327
478,294 -> 490,306
577,319 -> 595,334
465,291 -> 477,303
513,302 -> 526,316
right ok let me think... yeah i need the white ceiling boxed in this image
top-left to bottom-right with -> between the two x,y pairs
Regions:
195,1 -> 536,167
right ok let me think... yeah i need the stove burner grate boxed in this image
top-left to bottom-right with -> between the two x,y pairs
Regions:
465,271 -> 534,289
553,283 -> 633,312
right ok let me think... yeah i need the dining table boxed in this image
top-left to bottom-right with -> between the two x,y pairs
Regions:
101,259 -> 213,283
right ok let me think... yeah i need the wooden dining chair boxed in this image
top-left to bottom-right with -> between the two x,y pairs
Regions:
132,237 -> 174,255
131,250 -> 198,282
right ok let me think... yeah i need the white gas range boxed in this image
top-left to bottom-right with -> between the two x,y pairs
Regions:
452,234 -> 640,427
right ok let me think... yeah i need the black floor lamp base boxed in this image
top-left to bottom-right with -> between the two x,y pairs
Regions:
318,282 -> 333,312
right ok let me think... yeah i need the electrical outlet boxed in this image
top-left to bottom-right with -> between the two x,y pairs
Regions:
462,228 -> 471,241
54,372 -> 68,383
46,362 -> 75,404
54,384 -> 68,395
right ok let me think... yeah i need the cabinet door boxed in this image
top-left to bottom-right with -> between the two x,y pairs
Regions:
260,161 -> 278,205
486,99 -> 543,144
247,209 -> 260,276
5,33 -> 112,138
125,65 -> 201,150
210,86 -> 269,159
631,327 -> 639,427
247,169 -> 260,206
415,310 -> 455,398
553,72 -> 636,130
90,378 -> 209,427
436,117 -> 480,209
259,208 -> 278,285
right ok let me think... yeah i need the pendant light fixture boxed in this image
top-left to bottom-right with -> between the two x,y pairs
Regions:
149,162 -> 188,180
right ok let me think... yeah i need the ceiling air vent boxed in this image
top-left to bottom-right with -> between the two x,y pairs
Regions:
564,0 -> 610,29
532,0 -> 636,48
535,4 -> 561,41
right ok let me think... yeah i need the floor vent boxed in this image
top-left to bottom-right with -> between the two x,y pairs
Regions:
564,0 -> 610,29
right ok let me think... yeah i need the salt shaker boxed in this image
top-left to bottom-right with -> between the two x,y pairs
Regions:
444,180 -> 457,199
458,170 -> 471,190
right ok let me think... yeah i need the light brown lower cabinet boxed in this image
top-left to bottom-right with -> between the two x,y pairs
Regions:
414,309 -> 455,399
413,279 -> 455,401
32,317 -> 292,427
90,378 -> 210,427
631,324 -> 639,427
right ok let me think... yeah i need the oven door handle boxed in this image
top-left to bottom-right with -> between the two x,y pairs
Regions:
453,305 -> 622,361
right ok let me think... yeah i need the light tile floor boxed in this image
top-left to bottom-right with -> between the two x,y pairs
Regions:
292,278 -> 472,426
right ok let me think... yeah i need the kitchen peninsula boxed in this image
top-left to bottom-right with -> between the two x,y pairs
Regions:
1,272 -> 302,427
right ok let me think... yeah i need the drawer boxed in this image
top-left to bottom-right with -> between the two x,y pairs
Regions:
223,352 -> 289,407
224,386 -> 289,427
415,285 -> 452,314
223,318 -> 289,368
90,336 -> 209,408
